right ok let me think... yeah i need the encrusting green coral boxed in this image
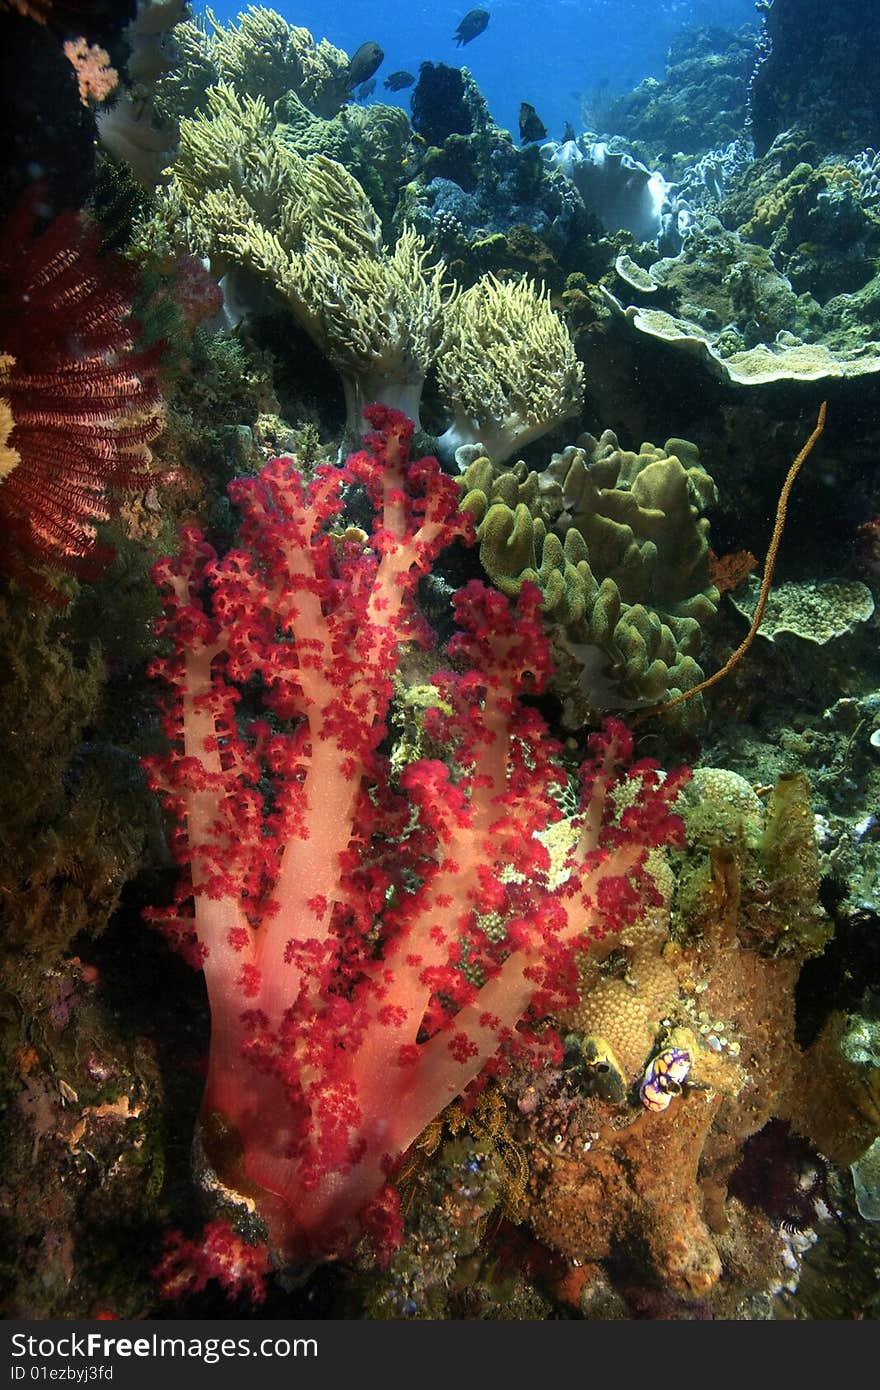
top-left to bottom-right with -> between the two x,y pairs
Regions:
460,429 -> 719,720
730,575 -> 875,646
156,83 -> 453,432
436,275 -> 585,465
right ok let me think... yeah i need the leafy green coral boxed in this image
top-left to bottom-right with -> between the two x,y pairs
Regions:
460,429 -> 719,720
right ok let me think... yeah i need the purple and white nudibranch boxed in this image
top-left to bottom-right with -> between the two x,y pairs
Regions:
640,1046 -> 691,1112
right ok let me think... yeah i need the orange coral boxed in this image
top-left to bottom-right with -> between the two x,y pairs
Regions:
4,0 -> 54,20
0,379 -> 20,481
62,37 -> 118,106
2,0 -> 120,30
709,547 -> 758,595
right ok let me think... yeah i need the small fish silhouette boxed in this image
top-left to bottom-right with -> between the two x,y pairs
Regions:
519,102 -> 547,143
356,78 -> 377,100
384,70 -> 415,92
347,41 -> 384,89
453,9 -> 490,47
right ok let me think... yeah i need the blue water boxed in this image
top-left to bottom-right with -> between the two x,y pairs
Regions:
201,0 -> 759,142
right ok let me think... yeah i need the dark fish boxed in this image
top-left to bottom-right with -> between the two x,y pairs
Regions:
453,9 -> 490,47
383,70 -> 415,92
562,121 -> 576,143
519,102 -> 547,144
347,41 -> 384,89
357,78 -> 377,100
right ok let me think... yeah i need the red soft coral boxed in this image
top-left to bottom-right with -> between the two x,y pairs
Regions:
146,407 -> 689,1266
153,1220 -> 271,1306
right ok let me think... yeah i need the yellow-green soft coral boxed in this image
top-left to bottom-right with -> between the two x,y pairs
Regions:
436,275 -> 585,466
209,6 -> 350,113
459,430 -> 719,722
159,84 -> 454,431
274,92 -> 413,184
152,7 -> 351,122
